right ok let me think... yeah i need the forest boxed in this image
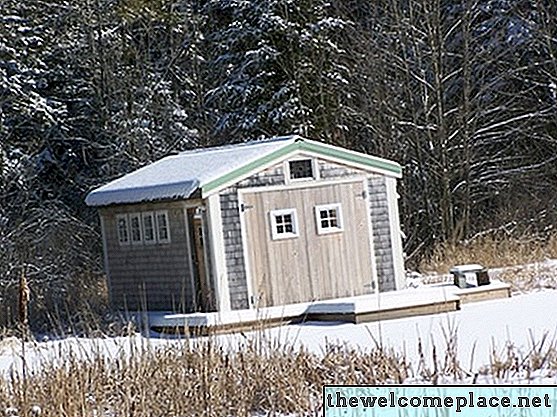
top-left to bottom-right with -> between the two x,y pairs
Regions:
1,0 -> 556,329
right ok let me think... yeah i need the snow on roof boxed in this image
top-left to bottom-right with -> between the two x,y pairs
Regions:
85,135 -> 402,207
86,136 -> 297,206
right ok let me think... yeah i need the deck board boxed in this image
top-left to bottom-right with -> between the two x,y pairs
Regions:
145,280 -> 511,335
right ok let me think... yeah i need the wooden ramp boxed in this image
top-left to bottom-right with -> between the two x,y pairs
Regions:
147,280 -> 511,336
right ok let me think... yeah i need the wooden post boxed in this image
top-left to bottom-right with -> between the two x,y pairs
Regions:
18,269 -> 30,333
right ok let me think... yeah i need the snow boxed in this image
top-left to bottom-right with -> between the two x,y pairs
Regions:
85,135 -> 402,206
2,289 -> 557,383
148,284 -> 470,327
261,291 -> 557,361
85,135 -> 299,206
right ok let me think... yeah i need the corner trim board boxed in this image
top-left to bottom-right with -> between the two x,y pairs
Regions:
206,193 -> 231,312
386,177 -> 406,290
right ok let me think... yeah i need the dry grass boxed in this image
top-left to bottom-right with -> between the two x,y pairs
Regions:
481,331 -> 557,381
495,262 -> 557,293
2,324 -> 557,415
419,234 -> 557,274
0,337 -> 409,416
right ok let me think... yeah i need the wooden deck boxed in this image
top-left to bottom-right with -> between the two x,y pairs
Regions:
146,280 -> 511,336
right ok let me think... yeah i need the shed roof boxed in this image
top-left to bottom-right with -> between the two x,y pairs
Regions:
85,135 -> 402,207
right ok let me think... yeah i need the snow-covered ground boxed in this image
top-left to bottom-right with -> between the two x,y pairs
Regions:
2,289 -> 557,383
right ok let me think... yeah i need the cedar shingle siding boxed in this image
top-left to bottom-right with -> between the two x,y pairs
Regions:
219,158 -> 397,310
100,201 -> 195,311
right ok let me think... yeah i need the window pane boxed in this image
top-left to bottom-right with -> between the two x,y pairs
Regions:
315,204 -> 342,234
270,209 -> 298,239
143,214 -> 154,241
289,160 -> 313,179
131,217 -> 141,241
157,212 -> 170,242
117,217 -> 128,243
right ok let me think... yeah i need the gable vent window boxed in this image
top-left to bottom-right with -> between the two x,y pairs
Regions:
270,209 -> 299,240
289,159 -> 314,180
116,214 -> 130,245
315,203 -> 343,234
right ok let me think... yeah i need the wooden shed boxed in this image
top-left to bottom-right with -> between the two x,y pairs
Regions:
86,136 -> 406,313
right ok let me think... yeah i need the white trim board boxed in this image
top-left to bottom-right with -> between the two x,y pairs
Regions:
386,177 -> 406,290
206,193 -> 231,312
238,175 -> 369,195
182,208 -> 198,311
237,189 -> 256,309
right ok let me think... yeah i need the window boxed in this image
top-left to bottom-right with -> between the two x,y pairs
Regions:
315,203 -> 343,234
156,210 -> 171,243
129,213 -> 143,244
270,209 -> 299,240
116,214 -> 130,245
288,159 -> 314,180
142,212 -> 156,244
116,210 -> 171,246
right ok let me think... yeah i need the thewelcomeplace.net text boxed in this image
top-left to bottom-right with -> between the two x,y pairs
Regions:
326,390 -> 552,413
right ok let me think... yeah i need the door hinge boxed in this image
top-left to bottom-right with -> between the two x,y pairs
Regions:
240,203 -> 254,212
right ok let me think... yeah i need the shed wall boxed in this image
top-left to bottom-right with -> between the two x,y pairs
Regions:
100,201 -> 196,311
219,157 -> 400,310
219,164 -> 286,309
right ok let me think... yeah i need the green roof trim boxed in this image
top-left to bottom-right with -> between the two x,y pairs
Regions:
201,142 -> 300,195
201,139 -> 402,196
298,141 -> 402,176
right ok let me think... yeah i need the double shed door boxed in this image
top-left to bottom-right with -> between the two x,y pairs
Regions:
241,180 -> 375,307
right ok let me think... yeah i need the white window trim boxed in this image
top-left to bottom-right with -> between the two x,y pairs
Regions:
315,203 -> 344,235
284,157 -> 319,184
116,214 -> 130,246
269,208 -> 299,240
155,210 -> 171,244
129,212 -> 143,245
142,212 -> 156,244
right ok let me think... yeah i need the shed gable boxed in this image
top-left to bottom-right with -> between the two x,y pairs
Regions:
201,139 -> 402,198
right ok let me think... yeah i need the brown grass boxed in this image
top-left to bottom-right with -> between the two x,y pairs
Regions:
0,337 -> 409,416
495,263 -> 557,293
2,325 -> 557,415
481,331 -> 557,381
418,233 -> 557,274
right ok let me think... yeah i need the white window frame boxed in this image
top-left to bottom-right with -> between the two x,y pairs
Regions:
129,212 -> 143,245
315,203 -> 344,235
142,212 -> 156,244
285,158 -> 318,183
269,208 -> 299,240
116,214 -> 130,246
155,210 -> 171,244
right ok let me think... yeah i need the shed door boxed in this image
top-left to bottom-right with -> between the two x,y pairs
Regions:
241,180 -> 375,307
